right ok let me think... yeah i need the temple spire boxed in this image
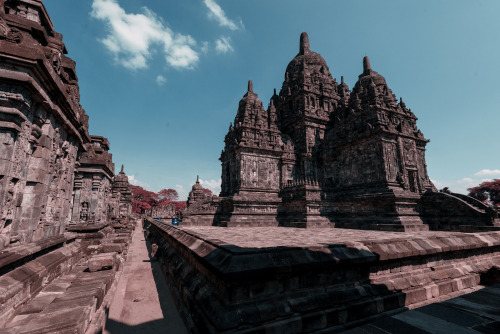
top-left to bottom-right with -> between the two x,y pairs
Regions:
341,76 -> 344,85
196,175 -> 200,184
363,56 -> 371,73
248,80 -> 253,93
120,164 -> 124,173
300,32 -> 310,54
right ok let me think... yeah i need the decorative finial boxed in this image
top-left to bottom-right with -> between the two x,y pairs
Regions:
120,164 -> 124,173
273,88 -> 277,96
341,76 -> 344,85
300,32 -> 310,54
363,56 -> 371,72
248,80 -> 253,93
196,175 -> 200,184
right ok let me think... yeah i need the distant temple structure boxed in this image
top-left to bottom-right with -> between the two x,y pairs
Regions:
184,32 -> 499,231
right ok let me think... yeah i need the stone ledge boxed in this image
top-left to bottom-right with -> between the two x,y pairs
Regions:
0,233 -> 76,271
146,218 -> 500,333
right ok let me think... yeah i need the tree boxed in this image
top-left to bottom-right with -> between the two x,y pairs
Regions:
201,188 -> 213,197
468,179 -> 500,206
132,199 -> 151,214
131,185 -> 158,213
158,188 -> 179,201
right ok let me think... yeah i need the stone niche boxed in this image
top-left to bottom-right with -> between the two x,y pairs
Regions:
71,136 -> 114,227
183,32 -> 499,232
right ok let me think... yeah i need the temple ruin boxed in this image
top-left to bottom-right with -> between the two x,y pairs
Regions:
184,32 -> 500,232
1,1 -> 499,333
0,1 -> 134,332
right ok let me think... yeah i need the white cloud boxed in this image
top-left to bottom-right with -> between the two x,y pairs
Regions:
432,172 -> 497,195
474,169 -> 500,177
201,41 -> 209,54
203,0 -> 243,31
199,178 -> 221,195
215,36 -> 234,54
128,174 -> 151,189
175,184 -> 189,201
91,0 -> 199,70
156,75 -> 166,86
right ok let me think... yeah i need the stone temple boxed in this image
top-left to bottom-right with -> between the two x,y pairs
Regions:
183,32 -> 499,232
1,2 -> 500,334
0,1 -> 135,332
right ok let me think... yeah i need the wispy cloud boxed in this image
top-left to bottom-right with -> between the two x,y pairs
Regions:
199,178 -> 221,195
175,184 -> 189,201
474,169 -> 500,177
128,174 -> 151,189
203,0 -> 243,31
215,36 -> 234,54
432,169 -> 499,194
200,41 -> 209,54
156,75 -> 166,86
91,0 -> 199,70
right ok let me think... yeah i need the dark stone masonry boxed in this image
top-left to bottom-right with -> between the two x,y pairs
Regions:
1,1 -> 499,334
0,1 -> 134,333
183,32 -> 500,232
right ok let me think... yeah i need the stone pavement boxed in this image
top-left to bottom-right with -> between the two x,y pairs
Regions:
104,220 -> 187,334
343,284 -> 500,333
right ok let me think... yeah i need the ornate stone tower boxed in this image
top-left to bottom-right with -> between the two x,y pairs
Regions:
111,165 -> 132,218
219,80 -> 285,226
322,56 -> 435,230
277,32 -> 339,181
276,33 -> 338,227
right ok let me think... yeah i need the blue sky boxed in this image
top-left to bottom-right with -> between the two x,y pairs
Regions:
44,0 -> 500,199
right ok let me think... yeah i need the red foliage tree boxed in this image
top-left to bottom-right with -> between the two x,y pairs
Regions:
130,185 -> 187,214
201,188 -> 213,197
132,199 -> 151,214
468,179 -> 500,206
131,185 -> 158,213
158,188 -> 179,201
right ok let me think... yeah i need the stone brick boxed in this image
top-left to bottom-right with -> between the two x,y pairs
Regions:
88,253 -> 116,273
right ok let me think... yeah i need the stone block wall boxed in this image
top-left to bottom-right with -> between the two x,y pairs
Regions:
146,219 -> 500,333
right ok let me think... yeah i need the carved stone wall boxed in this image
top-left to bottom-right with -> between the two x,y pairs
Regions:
71,136 -> 114,226
147,203 -> 176,219
0,1 -> 91,249
186,32 -> 497,231
0,0 -> 127,248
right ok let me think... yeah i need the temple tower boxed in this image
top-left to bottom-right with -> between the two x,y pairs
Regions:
219,81 -> 284,226
276,32 -> 339,181
322,56 -> 435,230
276,33 -> 338,227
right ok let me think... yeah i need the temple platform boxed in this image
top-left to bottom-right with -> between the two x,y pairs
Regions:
146,218 -> 500,333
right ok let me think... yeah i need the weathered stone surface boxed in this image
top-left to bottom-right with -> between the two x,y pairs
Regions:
183,32 -> 498,231
88,252 -> 116,273
70,136 -> 114,227
147,203 -> 176,219
0,2 -> 134,333
146,218 -> 500,333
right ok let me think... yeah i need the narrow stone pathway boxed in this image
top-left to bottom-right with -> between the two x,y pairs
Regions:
104,220 -> 187,334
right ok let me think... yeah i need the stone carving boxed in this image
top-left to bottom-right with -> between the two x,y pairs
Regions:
0,1 -> 127,247
0,14 -> 22,43
185,32 -> 497,231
